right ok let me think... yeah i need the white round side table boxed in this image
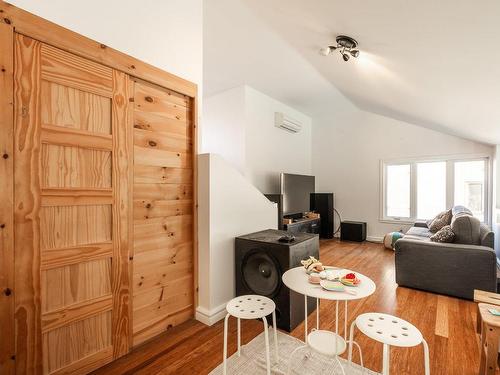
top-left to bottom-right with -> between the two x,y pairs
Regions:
282,266 -> 376,374
348,312 -> 430,375
223,295 -> 279,375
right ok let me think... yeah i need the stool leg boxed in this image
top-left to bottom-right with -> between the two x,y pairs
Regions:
344,301 -> 348,340
348,320 -> 356,365
223,313 -> 230,375
287,345 -> 307,375
382,343 -> 390,375
263,316 -> 271,375
272,310 -> 279,363
304,295 -> 308,342
422,339 -> 430,375
237,318 -> 241,357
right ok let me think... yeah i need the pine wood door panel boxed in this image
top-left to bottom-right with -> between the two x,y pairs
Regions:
43,311 -> 112,374
134,110 -> 191,138
134,145 -> 191,168
133,215 -> 193,238
0,21 -> 15,374
133,199 -> 193,220
132,79 -> 194,345
13,32 -> 43,375
134,127 -> 192,153
41,258 -> 111,313
40,43 -> 113,98
133,182 -> 193,201
133,165 -> 192,184
40,205 -> 112,250
14,34 -> 131,374
41,81 -> 111,134
41,144 -> 112,188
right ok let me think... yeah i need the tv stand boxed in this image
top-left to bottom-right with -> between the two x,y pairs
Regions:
284,216 -> 320,235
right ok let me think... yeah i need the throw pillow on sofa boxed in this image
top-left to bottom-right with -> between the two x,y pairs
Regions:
428,209 -> 452,233
451,212 -> 481,245
430,225 -> 455,243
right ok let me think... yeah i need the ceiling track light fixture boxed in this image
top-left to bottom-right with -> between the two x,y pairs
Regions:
319,35 -> 360,62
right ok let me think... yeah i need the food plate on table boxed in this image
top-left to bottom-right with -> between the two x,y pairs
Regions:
340,272 -> 361,287
320,279 -> 357,295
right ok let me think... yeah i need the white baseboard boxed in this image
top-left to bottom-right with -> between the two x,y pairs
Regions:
195,303 -> 227,326
366,236 -> 383,243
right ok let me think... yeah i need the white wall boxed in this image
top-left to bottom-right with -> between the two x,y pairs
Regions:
196,154 -> 277,325
203,85 -> 312,193
8,0 -> 202,86
245,86 -> 312,193
203,87 -> 246,173
313,108 -> 495,241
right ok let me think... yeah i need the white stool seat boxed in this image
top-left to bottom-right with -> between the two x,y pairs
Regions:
307,330 -> 346,356
223,295 -> 278,375
355,313 -> 423,347
348,312 -> 430,375
226,295 -> 276,319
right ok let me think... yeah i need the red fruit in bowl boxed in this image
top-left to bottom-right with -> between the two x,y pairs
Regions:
345,273 -> 356,280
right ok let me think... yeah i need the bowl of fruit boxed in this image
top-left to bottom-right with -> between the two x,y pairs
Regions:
340,272 -> 361,287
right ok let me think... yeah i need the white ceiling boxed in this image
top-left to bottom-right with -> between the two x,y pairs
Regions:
204,0 -> 500,145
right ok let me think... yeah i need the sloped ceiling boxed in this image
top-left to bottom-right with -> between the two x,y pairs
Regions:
205,0 -> 500,145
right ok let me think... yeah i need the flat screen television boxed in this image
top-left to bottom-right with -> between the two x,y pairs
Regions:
280,173 -> 315,216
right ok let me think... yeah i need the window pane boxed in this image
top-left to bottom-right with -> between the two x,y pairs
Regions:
386,164 -> 410,218
417,162 -> 446,219
454,160 -> 485,220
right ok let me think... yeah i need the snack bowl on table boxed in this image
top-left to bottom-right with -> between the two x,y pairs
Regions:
308,273 -> 321,284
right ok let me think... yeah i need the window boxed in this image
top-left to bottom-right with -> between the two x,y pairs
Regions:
386,164 -> 410,218
416,162 -> 446,220
381,157 -> 488,222
454,160 -> 485,220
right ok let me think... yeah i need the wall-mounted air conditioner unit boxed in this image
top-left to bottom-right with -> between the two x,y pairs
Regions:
275,112 -> 302,133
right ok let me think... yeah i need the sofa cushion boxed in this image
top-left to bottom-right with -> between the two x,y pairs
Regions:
430,225 -> 455,243
451,213 -> 481,245
405,226 -> 433,238
428,210 -> 452,233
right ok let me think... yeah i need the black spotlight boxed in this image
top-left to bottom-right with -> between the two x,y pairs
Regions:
349,50 -> 360,58
342,53 -> 350,62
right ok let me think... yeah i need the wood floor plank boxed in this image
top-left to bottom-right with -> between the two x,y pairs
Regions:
93,239 -> 491,375
435,295 -> 449,338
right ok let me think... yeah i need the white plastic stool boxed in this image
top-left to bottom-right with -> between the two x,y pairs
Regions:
223,295 -> 279,375
348,313 -> 430,375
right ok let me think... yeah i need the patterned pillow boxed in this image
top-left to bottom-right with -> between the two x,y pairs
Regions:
430,225 -> 455,243
428,210 -> 452,233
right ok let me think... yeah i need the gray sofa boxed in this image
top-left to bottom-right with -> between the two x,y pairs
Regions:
395,206 -> 496,300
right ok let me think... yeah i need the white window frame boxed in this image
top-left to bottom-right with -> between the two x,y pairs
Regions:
380,154 -> 491,225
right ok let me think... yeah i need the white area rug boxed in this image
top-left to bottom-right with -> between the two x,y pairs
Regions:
209,331 -> 378,374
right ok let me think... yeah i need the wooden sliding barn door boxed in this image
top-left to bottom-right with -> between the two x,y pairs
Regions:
131,79 -> 194,346
14,34 -> 131,374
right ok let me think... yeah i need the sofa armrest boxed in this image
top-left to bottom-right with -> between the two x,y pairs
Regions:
395,239 -> 497,299
413,221 -> 428,228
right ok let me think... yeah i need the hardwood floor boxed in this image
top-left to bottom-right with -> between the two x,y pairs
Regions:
95,239 -> 488,375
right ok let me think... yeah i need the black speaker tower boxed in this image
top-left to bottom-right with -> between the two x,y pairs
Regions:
310,193 -> 334,239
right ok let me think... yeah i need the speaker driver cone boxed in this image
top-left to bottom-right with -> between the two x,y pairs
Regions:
241,250 -> 280,297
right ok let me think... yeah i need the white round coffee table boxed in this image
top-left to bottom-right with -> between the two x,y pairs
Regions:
282,266 -> 376,374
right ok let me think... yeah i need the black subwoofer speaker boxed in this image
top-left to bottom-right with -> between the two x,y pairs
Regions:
235,229 -> 319,332
310,193 -> 334,239
340,221 -> 367,242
